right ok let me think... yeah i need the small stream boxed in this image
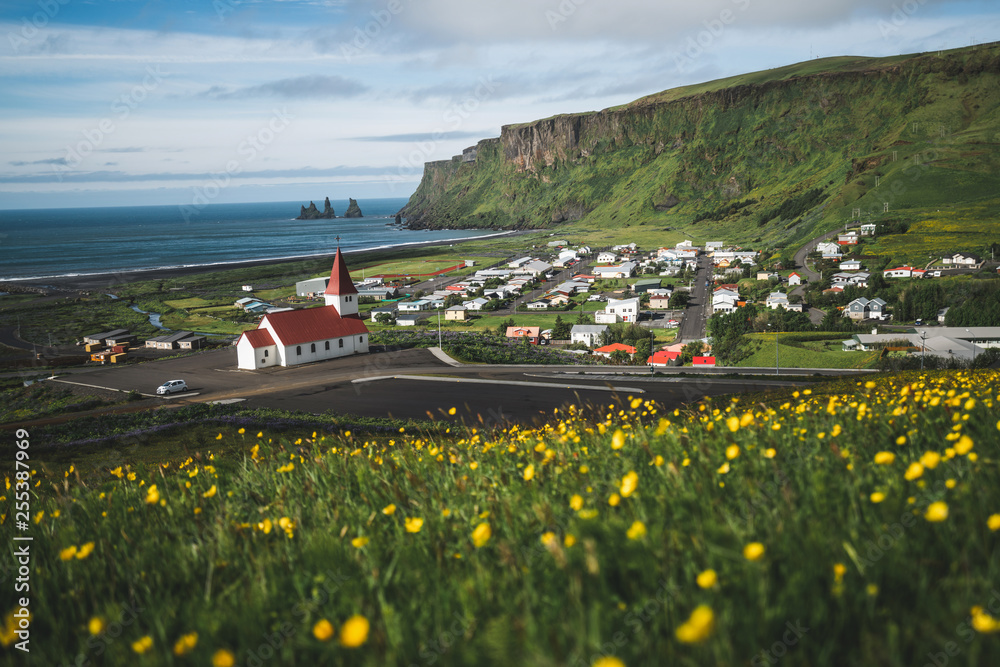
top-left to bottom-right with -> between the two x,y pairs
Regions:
129,304 -> 168,330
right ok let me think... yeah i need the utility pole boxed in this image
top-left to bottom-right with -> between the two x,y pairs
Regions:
920,330 -> 927,370
437,309 -> 442,349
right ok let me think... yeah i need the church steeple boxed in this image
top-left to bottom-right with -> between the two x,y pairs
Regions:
323,240 -> 359,317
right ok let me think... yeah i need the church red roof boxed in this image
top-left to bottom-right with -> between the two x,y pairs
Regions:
240,328 -> 275,348
261,306 -> 368,346
324,247 -> 358,296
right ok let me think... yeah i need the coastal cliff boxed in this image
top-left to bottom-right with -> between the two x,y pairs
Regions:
398,44 -> 1000,247
343,198 -> 363,218
298,197 -> 336,219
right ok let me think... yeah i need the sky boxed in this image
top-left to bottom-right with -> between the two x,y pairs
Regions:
0,0 -> 997,210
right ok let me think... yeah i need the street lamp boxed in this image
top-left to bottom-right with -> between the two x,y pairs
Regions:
920,330 -> 928,370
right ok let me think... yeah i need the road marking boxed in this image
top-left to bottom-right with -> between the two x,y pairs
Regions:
352,375 -> 645,393
209,398 -> 246,405
47,378 -> 158,398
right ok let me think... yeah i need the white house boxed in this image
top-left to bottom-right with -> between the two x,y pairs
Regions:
883,266 -> 919,279
817,242 -> 842,259
517,260 -> 552,276
398,300 -> 431,312
942,252 -> 983,267
525,301 -> 549,310
463,297 -> 491,311
593,262 -> 637,279
597,297 -> 640,324
597,251 -> 617,264
765,292 -> 790,310
859,223 -> 877,236
840,259 -> 862,271
843,297 -> 887,321
570,324 -> 608,347
787,272 -> 803,286
236,248 -> 369,370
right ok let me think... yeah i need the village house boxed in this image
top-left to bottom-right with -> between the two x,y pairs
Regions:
594,343 -> 636,359
596,251 -> 617,264
398,299 -> 431,312
859,223 -> 877,236
649,295 -> 672,309
942,252 -> 983,268
144,331 -> 204,350
843,297 -> 887,321
647,350 -> 681,367
445,305 -> 467,321
83,329 -> 131,346
816,242 -> 842,259
840,259 -> 862,271
765,292 -> 791,310
506,326 -> 541,345
838,232 -> 859,245
369,306 -> 397,322
235,247 -> 369,370
883,266 -> 926,279
593,261 -> 637,279
570,324 -> 608,347
596,296 -> 640,324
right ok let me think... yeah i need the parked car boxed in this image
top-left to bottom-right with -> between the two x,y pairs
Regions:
156,379 -> 188,395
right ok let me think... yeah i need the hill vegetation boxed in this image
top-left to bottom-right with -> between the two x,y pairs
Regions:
401,44 -> 1000,257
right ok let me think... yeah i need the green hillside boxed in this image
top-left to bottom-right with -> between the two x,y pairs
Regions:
401,45 -> 1000,257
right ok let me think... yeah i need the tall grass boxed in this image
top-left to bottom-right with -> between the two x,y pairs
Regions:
4,370 -> 1000,665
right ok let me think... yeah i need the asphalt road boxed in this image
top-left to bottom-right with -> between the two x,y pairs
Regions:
35,347 -> 869,428
677,254 -> 712,343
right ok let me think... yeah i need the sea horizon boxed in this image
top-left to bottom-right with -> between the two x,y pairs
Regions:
0,198 -> 499,282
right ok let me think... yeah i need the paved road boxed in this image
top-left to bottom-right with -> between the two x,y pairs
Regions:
677,254 -> 712,343
17,347 -> 872,430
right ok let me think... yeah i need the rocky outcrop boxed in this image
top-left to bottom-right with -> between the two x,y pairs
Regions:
297,197 -> 336,219
343,198 -> 363,218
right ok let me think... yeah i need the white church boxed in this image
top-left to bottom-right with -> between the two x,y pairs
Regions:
236,248 -> 370,370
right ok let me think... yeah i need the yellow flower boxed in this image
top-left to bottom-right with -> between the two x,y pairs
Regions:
110,466 -> 124,478
132,636 -> 153,654
925,501 -> 949,522
173,632 -> 198,656
258,518 -> 273,534
313,619 -> 335,642
578,509 -> 599,519
472,522 -> 492,548
448,407 -> 456,415
608,493 -> 621,507
611,429 -> 625,450
202,485 -> 217,498
382,504 -> 396,515
987,514 -> 1000,532
351,536 -> 369,548
88,617 -> 105,636
540,531 -> 557,547
726,444 -> 740,460
59,545 -> 77,561
955,435 -> 974,455
870,492 -> 886,503
592,658 -> 626,667
675,605 -> 716,644
866,583 -> 879,597
212,649 -> 236,667
831,424 -> 842,437
339,615 -> 370,648
405,517 -> 424,533
76,542 -> 95,560
523,464 -> 535,481
238,427 -> 245,434
971,607 -> 1000,634
833,563 -> 847,583
764,448 -> 776,459
873,452 -> 895,465
145,485 -> 160,505
696,569 -> 718,589
216,433 -> 223,440
920,451 -> 941,469
626,521 -> 647,540
717,462 -> 730,474
620,471 -> 639,498
570,494 -> 584,511
276,462 -> 294,473
904,462 -> 924,481
743,542 -> 765,561
895,435 -> 907,445
564,534 -> 577,548
726,416 -> 740,433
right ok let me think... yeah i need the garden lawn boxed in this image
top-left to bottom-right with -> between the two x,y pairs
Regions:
735,332 -> 880,370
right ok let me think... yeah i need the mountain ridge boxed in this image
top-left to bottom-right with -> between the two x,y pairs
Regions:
400,44 -> 1000,257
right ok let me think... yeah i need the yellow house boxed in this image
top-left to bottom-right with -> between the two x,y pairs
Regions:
445,305 -> 467,321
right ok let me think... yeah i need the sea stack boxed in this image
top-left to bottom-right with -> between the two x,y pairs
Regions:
297,197 -> 337,220
343,198 -> 363,218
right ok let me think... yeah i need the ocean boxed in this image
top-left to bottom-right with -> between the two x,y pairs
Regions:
0,199 -> 498,281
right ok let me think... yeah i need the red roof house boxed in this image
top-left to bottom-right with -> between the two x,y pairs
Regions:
647,350 -> 680,366
594,343 -> 637,358
692,356 -> 717,367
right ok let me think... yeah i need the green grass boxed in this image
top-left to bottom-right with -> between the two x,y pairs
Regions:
7,370 -> 1000,665
734,333 -> 881,369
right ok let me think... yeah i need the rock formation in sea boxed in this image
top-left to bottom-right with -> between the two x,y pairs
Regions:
343,198 -> 363,218
297,197 -> 337,220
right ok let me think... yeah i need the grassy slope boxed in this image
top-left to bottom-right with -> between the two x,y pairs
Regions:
7,370 -> 1000,665
403,45 -> 1000,260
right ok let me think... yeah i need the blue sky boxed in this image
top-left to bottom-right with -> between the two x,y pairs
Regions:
0,0 -> 997,209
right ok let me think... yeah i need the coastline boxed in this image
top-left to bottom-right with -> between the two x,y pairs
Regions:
1,229 -> 531,292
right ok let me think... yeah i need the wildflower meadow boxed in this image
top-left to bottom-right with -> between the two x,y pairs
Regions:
3,370 -> 1000,666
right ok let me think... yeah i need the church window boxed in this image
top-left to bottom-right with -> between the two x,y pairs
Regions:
311,343 -> 316,353
339,339 -> 344,348
296,346 -> 301,355
325,341 -> 330,350
264,350 -> 268,357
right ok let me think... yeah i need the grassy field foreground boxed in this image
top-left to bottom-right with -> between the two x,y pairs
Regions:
3,371 -> 1000,665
